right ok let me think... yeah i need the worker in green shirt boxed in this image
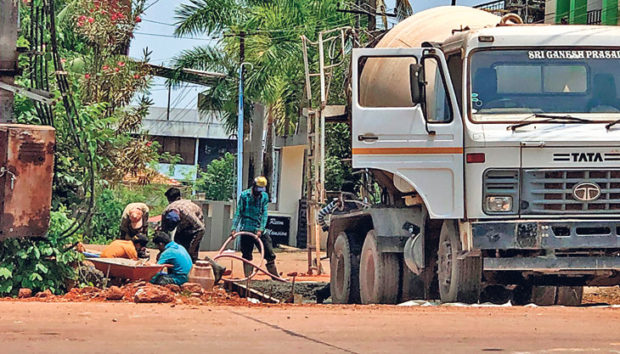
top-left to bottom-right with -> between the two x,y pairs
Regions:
231,176 -> 278,278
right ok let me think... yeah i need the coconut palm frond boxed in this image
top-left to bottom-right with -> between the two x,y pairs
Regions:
174,0 -> 241,36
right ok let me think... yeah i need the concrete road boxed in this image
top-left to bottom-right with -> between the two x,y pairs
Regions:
1,302 -> 619,353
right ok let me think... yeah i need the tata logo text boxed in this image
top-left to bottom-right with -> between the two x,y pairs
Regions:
553,152 -> 604,162
571,153 -> 603,162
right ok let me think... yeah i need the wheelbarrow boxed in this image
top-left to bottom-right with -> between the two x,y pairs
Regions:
87,258 -> 171,281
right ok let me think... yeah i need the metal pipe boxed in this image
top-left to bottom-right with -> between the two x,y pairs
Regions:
214,231 -> 288,283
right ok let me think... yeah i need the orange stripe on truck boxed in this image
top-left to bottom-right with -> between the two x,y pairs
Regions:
352,147 -> 463,155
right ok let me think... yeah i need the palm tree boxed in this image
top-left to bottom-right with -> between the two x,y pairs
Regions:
172,0 -> 357,182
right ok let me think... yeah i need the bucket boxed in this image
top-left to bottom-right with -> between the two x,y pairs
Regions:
188,261 -> 215,291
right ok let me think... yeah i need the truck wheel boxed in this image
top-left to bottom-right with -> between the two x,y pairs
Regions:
437,220 -> 481,304
330,232 -> 361,304
359,230 -> 400,304
556,286 -> 583,306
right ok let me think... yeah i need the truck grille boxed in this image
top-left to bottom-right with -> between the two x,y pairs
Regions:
523,169 -> 620,214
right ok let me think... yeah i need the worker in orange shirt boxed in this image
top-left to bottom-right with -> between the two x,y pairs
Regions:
100,234 -> 150,260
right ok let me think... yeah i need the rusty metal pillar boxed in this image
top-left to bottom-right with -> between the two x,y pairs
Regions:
0,0 -> 18,123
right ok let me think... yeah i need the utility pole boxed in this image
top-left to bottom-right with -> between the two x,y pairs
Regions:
355,0 -> 361,29
368,0 -> 377,30
166,85 -> 171,120
236,31 -> 246,202
452,0 -> 457,5
0,0 -> 19,123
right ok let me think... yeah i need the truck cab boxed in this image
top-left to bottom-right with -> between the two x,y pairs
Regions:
328,23 -> 620,305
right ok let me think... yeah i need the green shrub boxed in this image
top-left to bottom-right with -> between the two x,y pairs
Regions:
0,210 -> 82,296
195,152 -> 235,201
83,184 -> 172,244
86,189 -> 124,244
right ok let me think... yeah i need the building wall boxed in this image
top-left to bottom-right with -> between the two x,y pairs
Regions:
545,0 -> 558,23
548,0 -> 618,23
274,145 -> 306,247
588,0 -> 604,11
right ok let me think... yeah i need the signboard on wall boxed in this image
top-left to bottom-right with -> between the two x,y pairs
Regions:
267,215 -> 290,246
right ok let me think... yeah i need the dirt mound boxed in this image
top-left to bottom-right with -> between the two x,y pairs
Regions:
583,286 -> 620,305
1,282 -> 259,307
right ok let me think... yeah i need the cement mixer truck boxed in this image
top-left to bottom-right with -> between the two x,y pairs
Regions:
327,6 -> 620,305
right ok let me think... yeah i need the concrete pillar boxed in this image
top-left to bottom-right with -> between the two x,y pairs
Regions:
601,0 -> 619,24
569,0 -> 588,23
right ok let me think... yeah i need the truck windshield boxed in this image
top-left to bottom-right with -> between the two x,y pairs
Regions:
470,49 -> 620,122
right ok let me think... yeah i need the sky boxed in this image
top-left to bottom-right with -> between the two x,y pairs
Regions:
130,0 -> 482,110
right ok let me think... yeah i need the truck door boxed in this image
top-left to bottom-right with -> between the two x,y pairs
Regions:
352,48 -> 464,219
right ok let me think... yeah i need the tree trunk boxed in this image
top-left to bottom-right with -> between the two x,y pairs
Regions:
262,105 -> 275,199
367,0 -> 377,30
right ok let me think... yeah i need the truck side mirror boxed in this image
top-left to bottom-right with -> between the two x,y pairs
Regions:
409,63 -> 426,105
410,63 -> 435,135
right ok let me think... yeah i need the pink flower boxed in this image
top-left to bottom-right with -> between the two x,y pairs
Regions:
146,142 -> 152,147
135,16 -> 142,23
77,22 -> 83,27
84,73 -> 91,79
114,67 -> 120,72
79,15 -> 86,21
117,61 -> 125,67
87,17 -> 94,24
102,65 -> 109,70
133,74 -> 140,79
60,58 -> 67,63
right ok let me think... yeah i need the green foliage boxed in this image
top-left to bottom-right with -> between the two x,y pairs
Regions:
172,0 -> 358,135
195,153 -> 235,201
112,184 -> 172,216
0,210 -> 82,296
325,123 -> 356,191
87,189 -> 124,244
84,184 -> 172,244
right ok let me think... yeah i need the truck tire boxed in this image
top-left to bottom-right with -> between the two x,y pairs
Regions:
437,220 -> 481,304
359,230 -> 400,304
330,232 -> 361,304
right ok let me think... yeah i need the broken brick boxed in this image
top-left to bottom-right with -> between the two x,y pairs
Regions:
105,286 -> 124,301
165,284 -> 181,293
133,285 -> 174,303
35,289 -> 53,298
18,288 -> 32,299
182,283 -> 203,294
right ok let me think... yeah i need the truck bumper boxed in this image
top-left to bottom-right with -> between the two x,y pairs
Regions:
472,220 -> 620,250
484,256 -> 620,272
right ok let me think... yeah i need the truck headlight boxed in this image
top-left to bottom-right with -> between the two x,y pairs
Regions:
485,196 -> 513,212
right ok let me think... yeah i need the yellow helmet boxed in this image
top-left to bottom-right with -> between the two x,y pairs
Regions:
254,176 -> 268,188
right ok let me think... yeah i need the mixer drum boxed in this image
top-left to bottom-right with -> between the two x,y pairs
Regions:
359,6 -> 501,107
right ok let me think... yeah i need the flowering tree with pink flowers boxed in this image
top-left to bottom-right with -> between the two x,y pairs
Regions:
64,0 -> 160,184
